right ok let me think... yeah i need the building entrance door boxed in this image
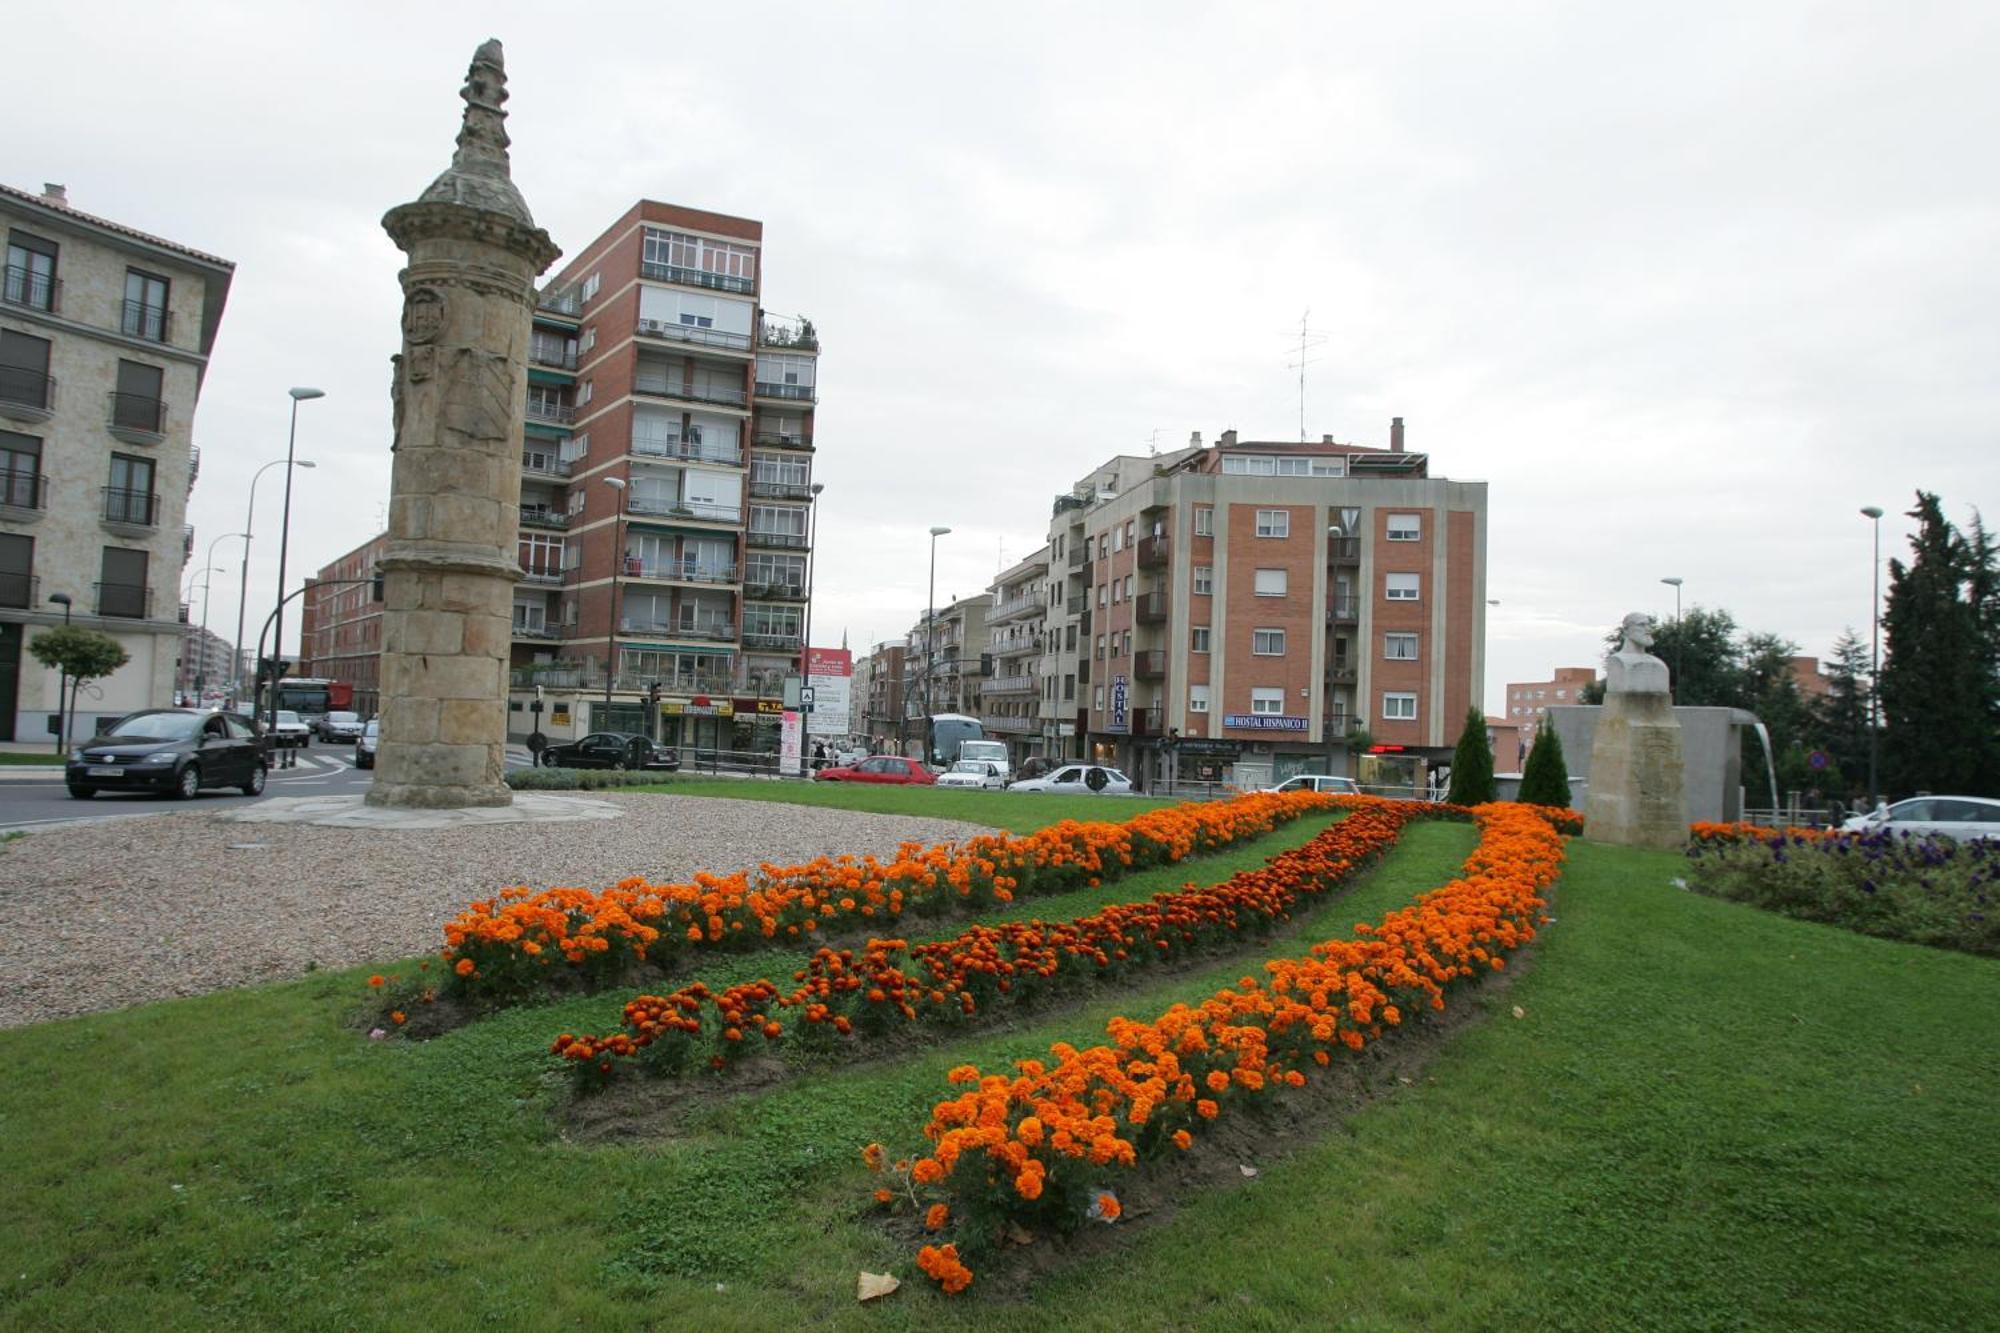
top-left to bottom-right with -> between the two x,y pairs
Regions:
0,622 -> 20,741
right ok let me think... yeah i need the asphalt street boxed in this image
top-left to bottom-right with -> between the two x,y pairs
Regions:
0,748 -> 374,832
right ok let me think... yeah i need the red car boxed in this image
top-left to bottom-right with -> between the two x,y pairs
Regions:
813,755 -> 935,785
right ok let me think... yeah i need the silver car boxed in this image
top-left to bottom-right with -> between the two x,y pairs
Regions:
1841,795 -> 2000,843
1009,764 -> 1134,795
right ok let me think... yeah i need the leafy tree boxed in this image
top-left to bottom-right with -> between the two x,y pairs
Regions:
1516,721 -> 1572,807
1879,493 -> 1999,796
1344,724 -> 1373,778
1445,706 -> 1495,805
30,627 -> 130,744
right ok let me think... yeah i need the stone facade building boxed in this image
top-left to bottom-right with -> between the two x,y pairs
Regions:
0,181 -> 232,740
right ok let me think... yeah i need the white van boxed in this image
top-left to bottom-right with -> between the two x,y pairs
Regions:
954,739 -> 1012,782
1267,774 -> 1360,796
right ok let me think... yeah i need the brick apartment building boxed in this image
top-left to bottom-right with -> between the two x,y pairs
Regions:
1033,421 -> 1488,789
854,638 -> 905,747
298,532 -> 388,717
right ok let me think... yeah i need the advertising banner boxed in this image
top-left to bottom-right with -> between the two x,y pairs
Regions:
779,710 -> 804,776
805,647 -> 853,737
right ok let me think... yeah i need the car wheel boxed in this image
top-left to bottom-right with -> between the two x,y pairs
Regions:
67,784 -> 96,799
174,763 -> 201,800
242,763 -> 267,796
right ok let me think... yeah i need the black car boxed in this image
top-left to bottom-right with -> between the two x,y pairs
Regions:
66,709 -> 270,800
538,731 -> 680,771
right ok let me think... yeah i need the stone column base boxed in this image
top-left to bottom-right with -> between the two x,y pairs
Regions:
1584,690 -> 1688,851
365,780 -> 514,809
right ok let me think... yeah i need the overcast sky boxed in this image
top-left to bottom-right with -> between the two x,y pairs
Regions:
10,1 -> 1994,703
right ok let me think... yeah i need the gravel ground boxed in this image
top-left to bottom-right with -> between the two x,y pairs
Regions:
0,793 -> 992,1030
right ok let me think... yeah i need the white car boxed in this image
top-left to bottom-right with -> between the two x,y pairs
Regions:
935,759 -> 1008,790
1840,795 -> 2000,843
316,710 -> 364,742
1266,774 -> 1360,796
271,710 -> 312,748
1009,764 -> 1135,796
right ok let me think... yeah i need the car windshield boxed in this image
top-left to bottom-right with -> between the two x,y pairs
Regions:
104,712 -> 203,741
949,761 -> 989,774
277,711 -> 302,725
328,712 -> 358,724
363,721 -> 379,737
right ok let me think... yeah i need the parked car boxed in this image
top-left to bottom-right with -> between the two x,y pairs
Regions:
270,710 -> 312,748
316,710 -> 364,743
355,719 -> 380,770
813,755 -> 936,785
538,731 -> 680,771
1267,774 -> 1361,796
935,759 -> 1008,790
1840,795 -> 2000,843
66,708 -> 269,800
1008,764 -> 1134,795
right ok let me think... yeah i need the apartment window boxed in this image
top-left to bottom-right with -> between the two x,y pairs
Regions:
581,271 -> 601,302
111,360 -> 165,434
749,505 -> 808,538
1193,565 -> 1212,596
98,546 -> 148,618
1191,626 -> 1211,654
1387,513 -> 1422,541
1383,692 -> 1418,721
0,429 -> 40,508
1110,581 -> 1120,605
1385,572 -> 1421,601
578,379 -> 594,405
1189,683 -> 1210,714
643,228 -> 758,289
1065,624 -> 1077,651
0,533 -> 31,608
122,269 -> 170,341
1098,583 -> 1108,608
1123,574 -> 1133,599
1093,685 -> 1105,711
0,330 -> 53,411
1122,630 -> 1132,656
580,327 -> 596,354
1124,520 -> 1134,544
1063,673 -> 1075,701
1111,527 -> 1123,552
1253,568 -> 1287,597
1252,628 -> 1286,656
106,454 -> 155,524
1251,687 -> 1285,715
1194,506 -> 1213,536
1384,632 -> 1419,660
1222,455 -> 1276,475
1096,634 -> 1106,658
756,354 -> 815,392
1255,509 -> 1289,538
4,231 -> 58,312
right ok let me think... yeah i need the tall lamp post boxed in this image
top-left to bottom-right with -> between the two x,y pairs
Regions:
601,476 -> 627,721
182,564 -> 224,700
799,482 -> 825,767
235,458 -> 315,703
263,387 -> 324,738
1860,505 -> 1885,807
197,531 -> 245,698
922,525 -> 951,755
1660,576 -> 1684,691
47,592 -> 72,754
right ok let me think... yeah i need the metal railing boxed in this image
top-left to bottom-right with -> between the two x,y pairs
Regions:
1326,596 -> 1360,622
753,380 -> 816,402
635,377 -> 748,408
637,259 -> 755,295
525,399 -> 575,425
538,286 -> 582,315
1327,657 -> 1356,682
632,433 -> 744,465
94,580 -> 151,618
120,300 -> 170,342
627,495 -> 742,522
188,445 -> 200,492
988,592 -> 1042,623
529,342 -> 578,370
1,264 -> 59,313
747,478 -> 812,500
751,432 -> 812,450
742,629 -> 802,650
628,559 -> 737,584
758,316 -> 819,351
983,674 -> 1037,695
622,618 -> 735,641
0,468 -> 46,511
0,571 -> 36,609
746,529 -> 809,549
101,486 -> 158,527
1135,649 -> 1167,678
1137,589 -> 1168,622
512,623 -> 565,641
0,367 -> 55,412
742,579 -> 805,600
519,509 -> 570,531
1328,536 -> 1360,561
521,453 -> 571,478
635,318 -> 752,352
1067,547 -> 1085,569
108,391 -> 167,436
1137,533 -> 1170,569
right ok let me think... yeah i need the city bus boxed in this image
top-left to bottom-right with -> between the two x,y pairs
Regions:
925,713 -> 987,768
272,677 -> 353,723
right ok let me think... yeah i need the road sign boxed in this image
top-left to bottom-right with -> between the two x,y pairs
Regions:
800,686 -> 815,705
1808,749 -> 1829,771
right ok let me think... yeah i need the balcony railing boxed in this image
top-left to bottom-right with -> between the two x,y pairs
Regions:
188,445 -> 200,493
637,259 -> 755,295
521,453 -> 571,478
1137,533 -> 1170,569
1326,596 -> 1360,623
95,581 -> 151,619
1136,589 -> 1168,623
101,486 -> 158,528
631,433 -> 744,466
758,315 -> 819,352
0,571 -> 35,609
1067,546 -> 1085,569
519,509 -> 570,531
120,300 -> 170,342
627,496 -> 742,523
1135,649 -> 1167,679
742,579 -> 805,600
627,558 -> 737,585
0,367 -> 55,417
987,592 -> 1042,623
512,623 -> 565,641
108,392 -> 167,440
182,523 -> 195,558
746,529 -> 809,549
1322,713 -> 1365,742
1328,536 -> 1360,562
0,468 -> 46,514
1327,656 -> 1357,683
525,399 -> 575,425
518,566 -> 566,586
2,265 -> 59,313
529,342 -> 578,371
751,432 -> 813,451
753,380 -> 816,403
538,286 -> 582,315
983,674 -> 1037,696
622,618 -> 736,642
635,318 -> 752,352
635,376 -> 749,409
747,478 -> 812,501
741,629 -> 802,650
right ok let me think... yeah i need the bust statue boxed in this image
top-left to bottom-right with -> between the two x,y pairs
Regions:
1605,611 -> 1672,695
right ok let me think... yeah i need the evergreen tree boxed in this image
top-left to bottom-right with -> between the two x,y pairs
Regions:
1445,706 -> 1495,805
1879,492 -> 1996,796
1810,629 -> 1873,801
1516,721 -> 1571,807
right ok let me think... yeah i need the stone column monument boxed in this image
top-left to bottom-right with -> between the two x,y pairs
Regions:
367,39 -> 561,809
1584,612 -> 1688,849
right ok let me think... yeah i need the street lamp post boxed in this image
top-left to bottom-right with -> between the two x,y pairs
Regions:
196,531 -> 246,698
182,564 -> 224,699
47,592 -> 72,754
1861,505 -> 1885,807
262,389 -> 324,738
799,482 -> 825,771
235,458 -> 315,704
1660,577 -> 1684,691
922,525 -> 951,758
602,476 -> 627,722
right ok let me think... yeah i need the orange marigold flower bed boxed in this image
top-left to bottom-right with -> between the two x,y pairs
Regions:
1688,820 -> 1831,846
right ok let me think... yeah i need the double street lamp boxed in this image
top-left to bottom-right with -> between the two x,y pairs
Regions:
235,458 -> 315,702
1861,505 -> 1885,806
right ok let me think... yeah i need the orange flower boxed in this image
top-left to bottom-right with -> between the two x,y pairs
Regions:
1196,1099 -> 1219,1119
861,1143 -> 885,1173
1172,1129 -> 1193,1151
453,958 -> 475,977
389,1010 -> 406,1025
925,1203 -> 950,1231
1095,1192 -> 1121,1222
911,1157 -> 945,1185
873,1188 -> 894,1205
367,974 -> 386,988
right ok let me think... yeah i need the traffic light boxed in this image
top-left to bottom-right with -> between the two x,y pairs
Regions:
647,681 -> 662,707
257,657 -> 291,684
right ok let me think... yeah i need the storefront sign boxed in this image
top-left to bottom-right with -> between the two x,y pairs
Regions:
779,709 -> 804,776
1221,713 -> 1309,732
1109,673 -> 1129,733
550,704 -> 571,727
662,698 -> 734,718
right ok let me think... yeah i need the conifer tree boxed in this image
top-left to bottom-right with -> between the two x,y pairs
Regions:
1516,721 -> 1572,807
1879,493 -> 1996,796
1445,706 -> 1495,805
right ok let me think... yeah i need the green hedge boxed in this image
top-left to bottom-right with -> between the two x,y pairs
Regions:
505,767 -> 676,791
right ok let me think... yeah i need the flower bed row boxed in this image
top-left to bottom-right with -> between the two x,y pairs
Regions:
436,791 -> 1335,1000
868,801 -> 1566,1296
552,798 -> 1450,1080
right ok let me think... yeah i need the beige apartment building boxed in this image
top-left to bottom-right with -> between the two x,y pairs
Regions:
1,182 -> 232,740
981,547 -> 1048,754
904,594 -> 991,734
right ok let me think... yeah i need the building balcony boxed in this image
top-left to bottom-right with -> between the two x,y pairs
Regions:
980,713 -> 1036,734
751,432 -> 813,452
538,286 -> 583,316
519,509 -> 570,531
631,433 -> 744,466
107,391 -> 168,444
753,380 -> 816,403
0,469 -> 47,519
1328,536 -> 1360,562
638,258 -> 755,296
0,571 -> 36,610
1322,712 -> 1365,742
628,558 -> 737,586
521,452 -> 572,479
120,300 -> 171,343
635,377 -> 749,410
987,591 -> 1042,624
758,315 -> 819,352
622,618 -> 735,642
529,342 -> 578,371
635,318 -> 753,354
1326,596 -> 1360,624
525,399 -> 575,425
626,496 -> 742,524
741,629 -> 802,651
747,477 -> 813,501
745,529 -> 809,550
1134,649 -> 1167,679
1067,546 -> 1085,570
100,487 -> 159,531
518,566 -> 566,587
182,523 -> 194,559
742,579 -> 805,601
512,623 -> 566,642
94,581 -> 151,619
1327,656 -> 1357,684
187,445 -> 199,494
2,264 -> 60,314
1136,589 -> 1168,623
0,367 -> 55,424
983,674 -> 1037,696
1137,533 -> 1169,569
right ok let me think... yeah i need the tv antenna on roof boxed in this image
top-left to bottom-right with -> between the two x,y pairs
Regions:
1287,309 -> 1328,443
1145,428 -> 1163,457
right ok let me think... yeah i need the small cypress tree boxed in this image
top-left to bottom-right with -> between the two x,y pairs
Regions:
1517,722 -> 1572,807
1445,706 -> 1495,805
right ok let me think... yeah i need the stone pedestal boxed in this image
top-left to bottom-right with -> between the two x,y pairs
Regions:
365,40 -> 560,810
1584,689 -> 1688,850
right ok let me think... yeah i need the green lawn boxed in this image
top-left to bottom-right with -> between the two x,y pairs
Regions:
4,823 -> 1997,1330
628,775 -> 1174,830
0,750 -> 64,765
